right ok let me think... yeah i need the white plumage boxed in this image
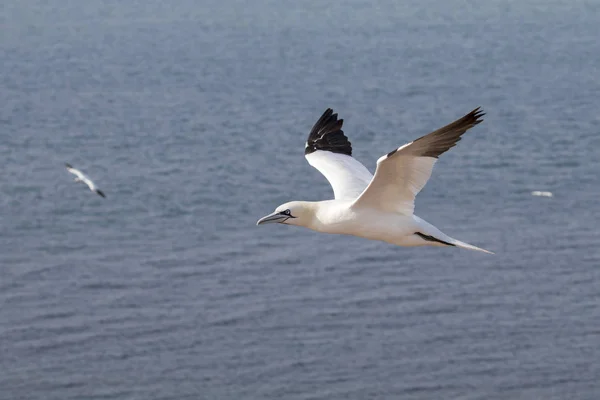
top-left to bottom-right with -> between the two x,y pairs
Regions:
257,108 -> 493,254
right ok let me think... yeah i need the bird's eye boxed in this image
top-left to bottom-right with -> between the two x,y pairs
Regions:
282,209 -> 291,216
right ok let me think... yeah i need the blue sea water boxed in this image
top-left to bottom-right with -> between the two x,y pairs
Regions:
1,1 -> 600,399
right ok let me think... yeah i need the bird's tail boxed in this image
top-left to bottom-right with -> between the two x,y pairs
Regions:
448,238 -> 494,254
414,216 -> 494,254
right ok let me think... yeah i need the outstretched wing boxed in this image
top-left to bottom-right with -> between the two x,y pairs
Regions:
304,109 -> 373,200
352,107 -> 485,214
84,179 -> 97,192
65,163 -> 87,180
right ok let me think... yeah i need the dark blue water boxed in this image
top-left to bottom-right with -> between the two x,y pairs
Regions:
2,1 -> 600,399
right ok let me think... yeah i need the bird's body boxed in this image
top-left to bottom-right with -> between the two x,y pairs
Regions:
278,200 -> 484,251
65,163 -> 106,198
257,108 -> 493,254
303,200 -> 417,241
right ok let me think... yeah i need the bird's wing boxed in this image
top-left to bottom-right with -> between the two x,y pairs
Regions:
304,109 -> 373,200
65,164 -> 87,180
352,107 -> 485,215
84,178 -> 97,191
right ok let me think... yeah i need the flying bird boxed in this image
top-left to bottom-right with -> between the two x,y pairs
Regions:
65,163 -> 106,198
257,108 -> 493,254
531,191 -> 553,198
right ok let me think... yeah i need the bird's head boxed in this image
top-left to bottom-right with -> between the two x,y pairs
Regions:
256,201 -> 314,227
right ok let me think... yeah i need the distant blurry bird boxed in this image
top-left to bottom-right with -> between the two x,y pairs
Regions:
531,191 -> 553,198
65,163 -> 106,198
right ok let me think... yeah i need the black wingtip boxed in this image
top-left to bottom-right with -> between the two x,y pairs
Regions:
305,108 -> 352,156
470,107 -> 485,124
96,190 -> 106,198
65,163 -> 73,169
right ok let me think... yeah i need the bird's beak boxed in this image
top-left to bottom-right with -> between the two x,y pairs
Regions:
256,212 -> 288,226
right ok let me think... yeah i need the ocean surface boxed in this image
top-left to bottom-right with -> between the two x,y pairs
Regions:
1,1 -> 600,399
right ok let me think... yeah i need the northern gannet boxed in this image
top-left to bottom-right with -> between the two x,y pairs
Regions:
257,108 -> 492,254
65,163 -> 106,198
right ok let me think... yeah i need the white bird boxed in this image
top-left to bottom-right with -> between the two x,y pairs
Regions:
531,191 -> 553,197
65,163 -> 106,198
257,108 -> 493,254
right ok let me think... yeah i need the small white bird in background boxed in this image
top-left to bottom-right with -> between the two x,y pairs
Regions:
257,107 -> 493,254
65,163 -> 106,198
531,191 -> 553,198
